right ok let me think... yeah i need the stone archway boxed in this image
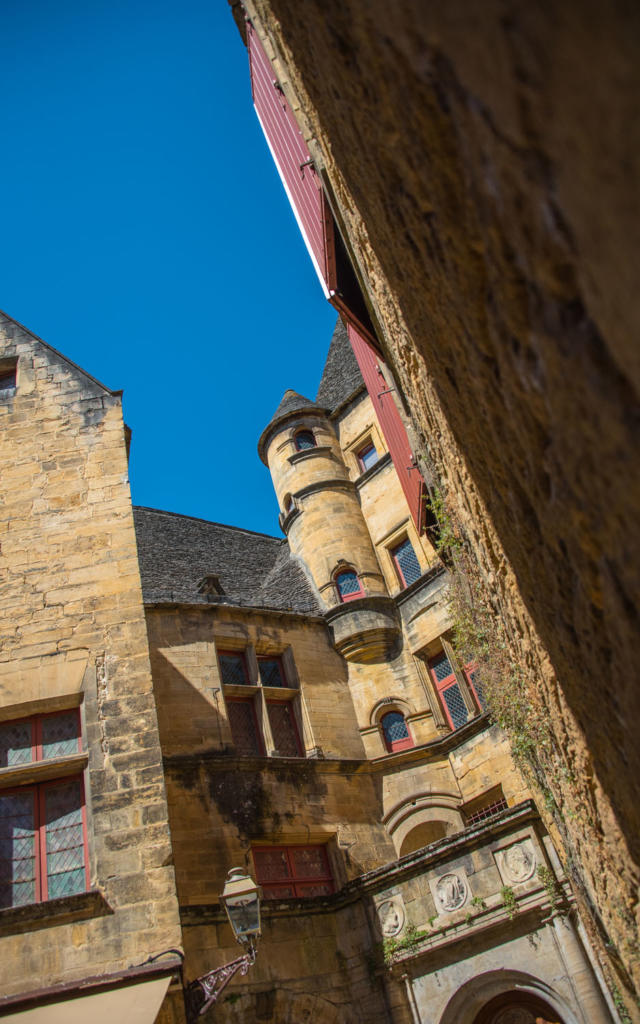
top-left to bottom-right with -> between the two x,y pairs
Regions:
473,991 -> 565,1024
436,969 -> 580,1024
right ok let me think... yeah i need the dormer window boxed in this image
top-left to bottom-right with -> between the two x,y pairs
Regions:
335,570 -> 363,602
294,430 -> 316,452
197,574 -> 224,598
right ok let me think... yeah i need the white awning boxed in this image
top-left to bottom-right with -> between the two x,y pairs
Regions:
0,976 -> 172,1024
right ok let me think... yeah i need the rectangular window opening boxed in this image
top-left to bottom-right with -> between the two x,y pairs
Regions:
428,651 -> 469,731
391,537 -> 422,589
357,440 -> 379,473
252,844 -> 334,900
463,787 -> 508,826
226,698 -> 263,756
0,360 -> 17,393
266,701 -> 303,757
258,656 -> 286,688
218,650 -> 250,687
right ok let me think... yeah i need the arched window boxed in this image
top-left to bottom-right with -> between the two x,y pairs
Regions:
335,569 -> 363,602
294,430 -> 316,451
381,711 -> 413,752
283,493 -> 295,514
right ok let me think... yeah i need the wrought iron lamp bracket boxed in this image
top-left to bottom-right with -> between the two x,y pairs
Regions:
186,943 -> 256,1021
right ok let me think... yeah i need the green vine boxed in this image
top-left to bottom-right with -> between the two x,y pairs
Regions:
536,864 -> 565,915
501,885 -> 518,921
612,985 -> 633,1024
382,923 -> 430,966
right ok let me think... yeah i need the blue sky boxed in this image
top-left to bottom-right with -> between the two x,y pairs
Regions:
2,0 -> 337,535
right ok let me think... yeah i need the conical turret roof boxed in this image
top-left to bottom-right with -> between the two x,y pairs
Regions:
258,389 -> 327,463
316,318 -> 365,411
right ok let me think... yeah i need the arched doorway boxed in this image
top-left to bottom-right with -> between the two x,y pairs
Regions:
473,991 -> 565,1024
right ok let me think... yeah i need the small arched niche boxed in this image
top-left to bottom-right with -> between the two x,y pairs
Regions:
384,793 -> 464,858
399,820 -> 452,856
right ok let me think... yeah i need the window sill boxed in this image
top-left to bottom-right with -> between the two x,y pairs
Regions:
287,445 -> 332,466
354,450 -> 392,488
222,683 -> 260,697
0,752 -> 88,790
0,889 -> 112,936
262,684 -> 297,699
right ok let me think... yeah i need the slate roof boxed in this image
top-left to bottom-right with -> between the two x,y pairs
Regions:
316,317 -> 365,412
257,389 -> 327,464
133,507 -> 320,614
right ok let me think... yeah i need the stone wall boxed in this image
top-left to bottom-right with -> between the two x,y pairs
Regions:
0,315 -> 182,1001
238,0 -> 640,1003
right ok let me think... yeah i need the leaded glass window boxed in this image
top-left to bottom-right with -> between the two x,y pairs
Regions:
0,778 -> 87,907
0,790 -> 36,907
381,711 -> 413,752
391,537 -> 422,588
336,570 -> 362,601
0,710 -> 81,768
219,651 -> 249,686
267,702 -> 301,757
259,657 -> 286,688
294,430 -> 316,451
429,651 -> 470,731
441,683 -> 469,730
227,699 -> 263,756
44,780 -> 86,899
0,721 -> 33,768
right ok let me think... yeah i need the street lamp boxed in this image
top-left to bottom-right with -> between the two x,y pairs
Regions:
185,868 -> 262,1020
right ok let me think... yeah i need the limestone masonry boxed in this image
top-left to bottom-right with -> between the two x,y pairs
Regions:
0,310 -> 621,1023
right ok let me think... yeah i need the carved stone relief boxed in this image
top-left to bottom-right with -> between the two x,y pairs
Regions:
429,869 -> 469,913
376,897 -> 405,937
494,839 -> 536,886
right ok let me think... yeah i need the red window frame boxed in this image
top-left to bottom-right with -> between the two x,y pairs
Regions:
225,697 -> 264,756
258,656 -> 287,689
380,711 -> 413,753
252,844 -> 334,900
0,776 -> 89,907
266,700 -> 303,757
0,708 -> 83,768
218,650 -> 250,687
357,441 -> 379,473
428,652 -> 469,731
390,537 -> 422,589
335,569 -> 364,603
463,660 -> 486,712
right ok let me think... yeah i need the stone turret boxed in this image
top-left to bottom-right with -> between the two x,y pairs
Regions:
258,389 -> 400,660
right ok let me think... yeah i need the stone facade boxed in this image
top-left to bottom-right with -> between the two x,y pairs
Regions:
0,314 -> 182,1019
0,302 -> 621,1023
232,3 -> 639,1014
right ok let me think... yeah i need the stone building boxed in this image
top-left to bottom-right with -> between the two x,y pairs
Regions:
0,313 -> 183,1022
229,2 -> 640,1016
0,307 -> 619,1023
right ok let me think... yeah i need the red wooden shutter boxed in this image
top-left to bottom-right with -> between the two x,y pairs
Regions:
347,323 -> 425,530
248,22 -> 336,297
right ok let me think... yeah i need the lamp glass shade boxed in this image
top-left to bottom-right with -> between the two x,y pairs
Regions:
220,868 -> 262,942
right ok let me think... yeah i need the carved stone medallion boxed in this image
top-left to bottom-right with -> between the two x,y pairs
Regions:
376,897 -> 405,937
495,839 -> 536,885
435,872 -> 468,912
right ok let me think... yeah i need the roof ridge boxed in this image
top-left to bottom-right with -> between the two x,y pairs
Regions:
0,309 -> 117,396
133,505 -> 284,542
